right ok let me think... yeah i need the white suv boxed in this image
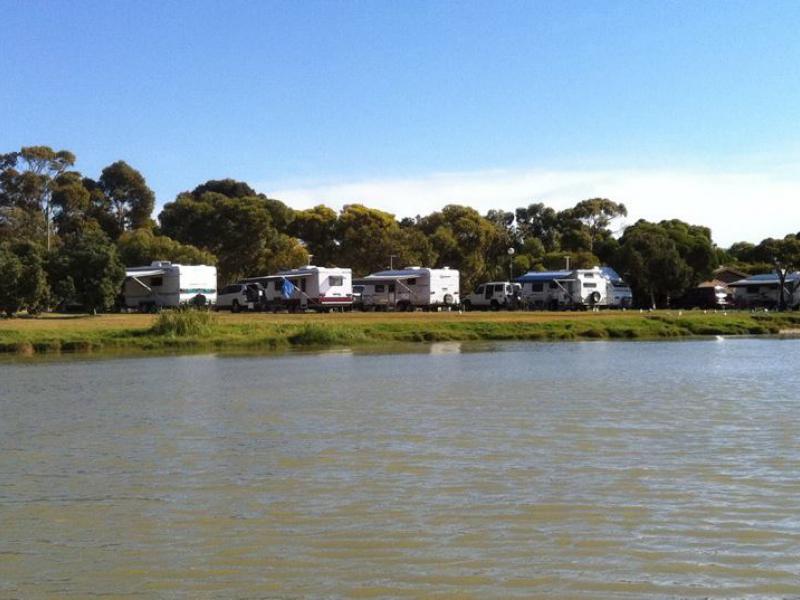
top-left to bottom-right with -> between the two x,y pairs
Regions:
462,281 -> 520,311
216,283 -> 263,312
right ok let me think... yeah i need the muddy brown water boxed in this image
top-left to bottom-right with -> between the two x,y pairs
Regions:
2,339 -> 800,598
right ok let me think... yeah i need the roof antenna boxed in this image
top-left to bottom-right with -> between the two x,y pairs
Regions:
565,255 -> 570,270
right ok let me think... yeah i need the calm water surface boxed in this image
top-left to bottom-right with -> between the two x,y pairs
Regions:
2,339 -> 800,599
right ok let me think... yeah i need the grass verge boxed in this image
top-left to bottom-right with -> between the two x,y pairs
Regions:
1,310 -> 800,356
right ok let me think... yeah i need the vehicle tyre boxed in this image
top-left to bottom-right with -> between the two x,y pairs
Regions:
589,291 -> 602,304
231,300 -> 241,313
490,299 -> 500,311
462,300 -> 472,312
443,293 -> 454,306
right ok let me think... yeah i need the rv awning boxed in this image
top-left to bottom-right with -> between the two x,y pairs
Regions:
125,268 -> 166,278
243,272 -> 314,281
354,274 -> 420,284
515,271 -> 575,284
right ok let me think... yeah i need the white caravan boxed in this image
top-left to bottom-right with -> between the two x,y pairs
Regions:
517,267 -> 632,310
354,267 -> 459,310
123,262 -> 217,310
729,272 -> 800,309
242,266 -> 353,311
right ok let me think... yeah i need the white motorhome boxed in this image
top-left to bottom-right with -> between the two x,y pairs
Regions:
242,266 -> 353,311
123,262 -> 217,310
354,267 -> 459,310
517,267 -> 632,310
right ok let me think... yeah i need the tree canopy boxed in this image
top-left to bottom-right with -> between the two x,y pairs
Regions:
3,143 -> 800,314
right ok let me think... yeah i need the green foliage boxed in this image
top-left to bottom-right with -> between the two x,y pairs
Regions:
613,220 -> 692,307
542,250 -> 599,271
48,227 -> 125,312
0,146 -> 76,248
334,204 -> 400,275
160,182 -> 307,282
98,161 -> 156,235
290,205 -> 340,265
0,240 -> 49,316
418,205 -> 501,290
117,229 -> 216,267
150,307 -> 218,337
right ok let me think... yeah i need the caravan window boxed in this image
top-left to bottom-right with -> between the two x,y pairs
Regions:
584,282 -> 597,288
407,278 -> 417,285
549,282 -> 559,289
150,276 -> 163,287
531,282 -> 544,292
375,284 -> 385,293
329,276 -> 344,287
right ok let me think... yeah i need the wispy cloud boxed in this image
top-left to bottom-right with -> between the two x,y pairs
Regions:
269,167 -> 800,247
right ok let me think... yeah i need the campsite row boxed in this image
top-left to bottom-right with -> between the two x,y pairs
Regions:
122,262 -> 800,312
123,262 -> 632,312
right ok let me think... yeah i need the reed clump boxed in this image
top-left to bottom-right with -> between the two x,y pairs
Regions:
150,308 -> 218,337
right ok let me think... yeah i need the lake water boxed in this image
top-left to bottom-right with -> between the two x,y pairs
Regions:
2,339 -> 800,598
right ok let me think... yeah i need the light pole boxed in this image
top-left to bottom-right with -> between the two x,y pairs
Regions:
389,255 -> 398,270
507,247 -> 515,281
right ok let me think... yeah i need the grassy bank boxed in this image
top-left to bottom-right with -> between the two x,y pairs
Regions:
2,309 -> 800,356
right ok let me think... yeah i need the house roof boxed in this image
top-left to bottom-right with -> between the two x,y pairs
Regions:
713,266 -> 749,284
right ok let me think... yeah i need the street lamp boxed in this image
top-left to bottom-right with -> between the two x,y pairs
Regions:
507,247 -> 515,281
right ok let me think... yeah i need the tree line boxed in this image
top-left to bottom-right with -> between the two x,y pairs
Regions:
1,145 -> 799,315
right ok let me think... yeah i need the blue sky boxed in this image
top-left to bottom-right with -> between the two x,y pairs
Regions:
3,0 -> 800,245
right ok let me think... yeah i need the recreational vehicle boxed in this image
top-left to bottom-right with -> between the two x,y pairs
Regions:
729,272 -> 800,309
354,267 -> 459,310
123,262 -> 217,310
517,267 -> 632,310
242,266 -> 353,311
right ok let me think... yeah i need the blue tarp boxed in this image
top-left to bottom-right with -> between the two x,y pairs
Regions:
281,278 -> 296,299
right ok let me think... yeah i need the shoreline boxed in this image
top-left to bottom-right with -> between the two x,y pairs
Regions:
2,310 -> 799,357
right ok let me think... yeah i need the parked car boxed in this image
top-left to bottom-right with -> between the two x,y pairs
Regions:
216,282 -> 264,312
462,281 -> 520,310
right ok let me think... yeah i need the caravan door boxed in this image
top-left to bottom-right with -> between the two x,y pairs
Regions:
388,283 -> 396,306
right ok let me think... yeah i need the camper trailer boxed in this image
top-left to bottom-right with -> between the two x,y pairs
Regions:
517,267 -> 632,310
123,262 -> 217,310
242,266 -> 353,311
354,267 -> 459,310
729,272 -> 800,309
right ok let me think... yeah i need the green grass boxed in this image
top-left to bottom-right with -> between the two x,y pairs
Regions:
1,310 -> 800,356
